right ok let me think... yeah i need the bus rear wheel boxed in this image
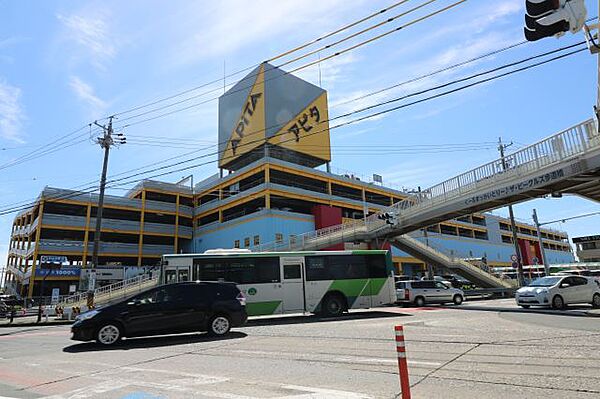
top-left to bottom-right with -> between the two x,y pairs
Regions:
321,294 -> 346,317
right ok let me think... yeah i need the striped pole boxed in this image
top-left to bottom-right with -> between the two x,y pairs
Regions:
395,325 -> 411,399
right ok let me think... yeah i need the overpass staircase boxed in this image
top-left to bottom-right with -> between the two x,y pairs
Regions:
256,119 -> 600,288
58,274 -> 159,312
390,235 -> 515,288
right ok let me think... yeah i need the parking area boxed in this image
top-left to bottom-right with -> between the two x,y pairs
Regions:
1,299 -> 600,398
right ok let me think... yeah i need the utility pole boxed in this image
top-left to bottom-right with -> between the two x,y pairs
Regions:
91,117 -> 125,279
418,186 -> 434,279
532,208 -> 549,276
498,137 -> 524,287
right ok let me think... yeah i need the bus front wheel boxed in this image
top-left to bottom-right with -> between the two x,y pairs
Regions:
321,294 -> 346,317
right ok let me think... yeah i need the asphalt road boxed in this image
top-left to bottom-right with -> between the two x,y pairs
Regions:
1,299 -> 600,398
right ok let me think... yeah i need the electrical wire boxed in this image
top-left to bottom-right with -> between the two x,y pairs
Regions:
278,0 -> 441,68
331,41 -> 587,120
124,40 -> 589,159
0,126 -> 93,172
0,1 -> 431,174
112,0 -> 466,128
110,0 -> 420,119
0,40 -> 585,217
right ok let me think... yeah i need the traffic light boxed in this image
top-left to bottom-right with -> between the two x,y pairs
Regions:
524,0 -> 587,42
377,211 -> 398,226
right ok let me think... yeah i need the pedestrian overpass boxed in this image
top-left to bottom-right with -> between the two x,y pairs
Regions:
255,118 -> 600,288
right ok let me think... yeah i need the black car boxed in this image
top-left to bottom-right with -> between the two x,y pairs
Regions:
71,281 -> 247,346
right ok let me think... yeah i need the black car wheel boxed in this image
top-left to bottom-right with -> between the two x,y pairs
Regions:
414,296 -> 425,307
96,323 -> 122,346
592,293 -> 600,309
552,295 -> 565,310
453,295 -> 463,305
208,315 -> 231,336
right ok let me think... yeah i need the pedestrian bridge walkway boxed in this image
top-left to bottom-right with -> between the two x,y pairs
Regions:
256,119 -> 600,288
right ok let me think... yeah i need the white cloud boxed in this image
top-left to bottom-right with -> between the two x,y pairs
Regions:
0,79 -> 25,143
471,0 -> 522,32
170,0 -> 351,67
57,11 -> 117,71
69,76 -> 108,118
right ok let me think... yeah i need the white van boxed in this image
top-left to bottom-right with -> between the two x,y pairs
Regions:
396,280 -> 465,307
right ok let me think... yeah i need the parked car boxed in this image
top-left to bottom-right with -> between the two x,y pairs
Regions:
71,281 -> 248,346
515,275 -> 600,309
587,270 -> 600,283
396,280 -> 465,307
0,294 -> 20,307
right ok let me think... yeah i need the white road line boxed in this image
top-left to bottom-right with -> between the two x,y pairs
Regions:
278,385 -> 373,398
227,349 -> 441,367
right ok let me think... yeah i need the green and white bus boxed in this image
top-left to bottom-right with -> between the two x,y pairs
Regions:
161,249 -> 396,317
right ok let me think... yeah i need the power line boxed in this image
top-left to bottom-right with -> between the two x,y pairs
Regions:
0,1 -> 431,174
333,40 -> 528,108
332,41 -> 586,120
126,40 -> 588,160
337,46 -> 587,127
113,0 -> 466,129
278,0 -> 441,68
0,40 -> 584,216
111,0 -> 419,119
0,125 -> 93,172
540,211 -> 600,226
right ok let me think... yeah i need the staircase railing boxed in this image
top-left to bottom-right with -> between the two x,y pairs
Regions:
59,274 -> 159,308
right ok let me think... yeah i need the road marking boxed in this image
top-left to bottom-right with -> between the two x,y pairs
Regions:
0,331 -> 66,340
227,349 -> 441,367
408,360 -> 442,366
278,385 -> 372,398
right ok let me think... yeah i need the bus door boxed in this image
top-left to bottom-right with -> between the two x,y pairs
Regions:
280,257 -> 306,313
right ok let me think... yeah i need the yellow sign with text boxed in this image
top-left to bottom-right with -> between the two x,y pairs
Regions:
220,65 -> 266,168
269,92 -> 331,162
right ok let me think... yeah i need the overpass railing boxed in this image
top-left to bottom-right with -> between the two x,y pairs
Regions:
255,119 -> 599,253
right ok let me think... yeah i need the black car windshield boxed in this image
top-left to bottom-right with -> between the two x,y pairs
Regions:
528,277 -> 561,287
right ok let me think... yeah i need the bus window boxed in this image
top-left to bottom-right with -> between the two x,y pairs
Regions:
367,255 -> 388,278
329,255 -> 369,279
306,255 -> 369,280
305,256 -> 329,281
193,257 -> 280,284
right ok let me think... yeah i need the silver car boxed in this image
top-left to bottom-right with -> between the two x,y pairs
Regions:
516,275 -> 600,309
396,280 -> 465,307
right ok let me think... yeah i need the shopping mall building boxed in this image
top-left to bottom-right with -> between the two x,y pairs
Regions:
2,63 -> 574,297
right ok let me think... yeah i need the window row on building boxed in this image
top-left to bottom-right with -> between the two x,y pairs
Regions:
499,221 -> 567,242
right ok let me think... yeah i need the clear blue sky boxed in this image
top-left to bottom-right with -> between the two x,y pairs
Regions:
0,0 -> 598,267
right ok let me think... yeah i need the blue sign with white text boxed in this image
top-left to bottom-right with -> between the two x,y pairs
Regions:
35,268 -> 81,277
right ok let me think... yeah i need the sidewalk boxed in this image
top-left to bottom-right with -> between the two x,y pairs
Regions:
0,314 -> 73,328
